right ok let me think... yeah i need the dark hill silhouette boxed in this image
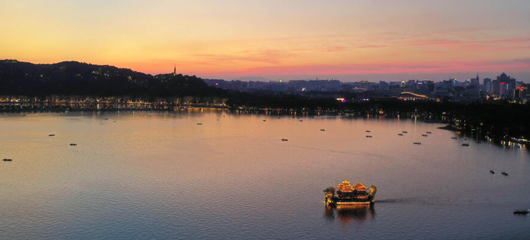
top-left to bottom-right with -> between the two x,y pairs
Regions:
0,60 -> 225,97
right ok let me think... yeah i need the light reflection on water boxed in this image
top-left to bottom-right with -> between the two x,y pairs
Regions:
0,111 -> 529,239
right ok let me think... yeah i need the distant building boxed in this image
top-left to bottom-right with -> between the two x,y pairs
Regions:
470,73 -> 479,87
406,80 -> 416,88
493,73 -> 517,98
442,79 -> 455,90
416,80 -> 434,93
483,78 -> 492,93
379,81 -> 389,90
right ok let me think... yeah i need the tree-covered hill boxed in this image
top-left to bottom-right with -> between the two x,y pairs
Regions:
0,60 -> 225,98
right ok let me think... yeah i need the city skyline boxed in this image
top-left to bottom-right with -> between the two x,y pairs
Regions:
1,0 -> 529,82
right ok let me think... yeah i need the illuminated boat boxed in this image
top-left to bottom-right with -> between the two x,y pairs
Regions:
324,180 -> 377,206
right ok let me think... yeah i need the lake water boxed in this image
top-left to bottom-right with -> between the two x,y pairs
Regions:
1,111 -> 529,239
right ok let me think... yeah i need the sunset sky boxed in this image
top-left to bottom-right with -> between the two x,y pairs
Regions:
1,0 -> 529,82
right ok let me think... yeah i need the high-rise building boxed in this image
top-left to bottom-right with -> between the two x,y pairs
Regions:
483,78 -> 492,93
493,73 -> 517,98
470,73 -> 479,87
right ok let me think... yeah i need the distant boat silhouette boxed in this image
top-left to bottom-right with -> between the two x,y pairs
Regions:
514,209 -> 529,214
501,171 -> 508,176
490,170 -> 495,174
281,139 -> 289,141
70,143 -> 77,146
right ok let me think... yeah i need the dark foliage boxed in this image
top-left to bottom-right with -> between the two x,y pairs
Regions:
0,60 -> 225,98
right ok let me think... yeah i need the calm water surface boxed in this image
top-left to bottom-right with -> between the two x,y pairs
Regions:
1,111 -> 529,239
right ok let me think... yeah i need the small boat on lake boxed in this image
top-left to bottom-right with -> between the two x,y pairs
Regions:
197,123 -> 203,125
490,170 -> 495,174
3,158 -> 12,162
324,181 -> 377,206
320,129 -> 326,131
402,131 -> 408,133
501,171 -> 508,176
70,143 -> 77,146
365,130 -> 371,133
422,134 -> 428,137
461,143 -> 470,147
398,133 -> 403,136
49,134 -> 55,137
413,142 -> 422,145
451,137 -> 457,139
281,139 -> 289,142
366,135 -> 373,138
426,131 -> 432,134
514,209 -> 529,215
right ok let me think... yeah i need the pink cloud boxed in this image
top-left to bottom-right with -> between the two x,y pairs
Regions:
216,59 -> 530,77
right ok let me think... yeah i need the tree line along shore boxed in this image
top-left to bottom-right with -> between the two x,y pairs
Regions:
1,60 -> 529,144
